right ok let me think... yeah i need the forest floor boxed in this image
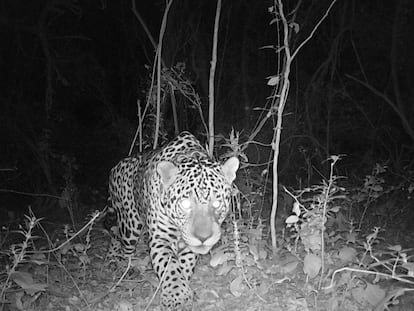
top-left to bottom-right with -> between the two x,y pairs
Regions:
1,177 -> 414,311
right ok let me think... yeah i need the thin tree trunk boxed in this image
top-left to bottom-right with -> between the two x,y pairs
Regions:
208,0 -> 222,156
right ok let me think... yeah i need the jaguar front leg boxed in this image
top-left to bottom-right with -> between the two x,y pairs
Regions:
149,238 -> 194,311
177,248 -> 198,282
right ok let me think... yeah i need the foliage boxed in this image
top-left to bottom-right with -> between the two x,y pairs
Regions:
1,0 -> 414,309
209,157 -> 414,310
0,210 -> 100,310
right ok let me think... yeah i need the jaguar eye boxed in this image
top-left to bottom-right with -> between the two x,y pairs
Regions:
212,200 -> 221,209
180,198 -> 192,210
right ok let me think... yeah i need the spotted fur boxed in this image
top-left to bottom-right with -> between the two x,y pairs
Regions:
105,132 -> 239,310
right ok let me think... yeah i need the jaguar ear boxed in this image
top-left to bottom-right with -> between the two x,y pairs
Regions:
157,161 -> 179,189
221,157 -> 239,183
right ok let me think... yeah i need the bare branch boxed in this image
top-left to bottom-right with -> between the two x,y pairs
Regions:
208,0 -> 222,156
154,0 -> 174,149
291,0 -> 338,60
346,74 -> 414,142
131,0 -> 158,53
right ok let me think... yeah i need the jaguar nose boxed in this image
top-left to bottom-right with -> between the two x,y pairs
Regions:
192,209 -> 215,243
194,229 -> 213,243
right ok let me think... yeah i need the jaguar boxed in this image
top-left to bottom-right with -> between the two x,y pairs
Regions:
105,132 -> 239,310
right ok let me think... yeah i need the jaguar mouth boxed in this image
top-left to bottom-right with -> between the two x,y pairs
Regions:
188,244 -> 213,255
185,233 -> 221,254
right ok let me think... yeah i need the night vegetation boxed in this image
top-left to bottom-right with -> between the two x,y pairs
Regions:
1,0 -> 413,310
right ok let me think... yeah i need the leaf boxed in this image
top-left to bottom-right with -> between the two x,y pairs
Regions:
115,300 -> 133,311
351,283 -> 385,306
229,275 -> 243,297
285,215 -> 299,224
260,45 -> 275,50
303,253 -> 321,279
74,243 -> 85,252
289,22 -> 300,33
257,281 -> 270,296
330,206 -> 340,213
274,277 -> 290,284
216,263 -> 233,276
372,184 -> 383,192
387,244 -> 402,252
15,291 -> 24,311
269,18 -> 278,25
29,253 -> 47,265
293,297 -> 309,311
258,248 -> 268,260
338,247 -> 357,264
11,271 -> 47,295
249,244 -> 259,261
11,271 -> 34,288
402,262 -> 414,276
60,242 -> 73,255
210,250 -> 231,267
302,232 -> 321,252
345,231 -> 357,244
267,75 -> 280,86
292,202 -> 301,216
281,260 -> 299,274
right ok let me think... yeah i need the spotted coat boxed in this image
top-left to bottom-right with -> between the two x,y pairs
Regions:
106,132 -> 239,310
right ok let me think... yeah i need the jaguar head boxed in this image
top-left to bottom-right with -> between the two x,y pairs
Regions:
157,157 -> 239,254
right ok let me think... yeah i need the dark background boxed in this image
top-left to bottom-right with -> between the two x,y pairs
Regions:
0,0 -> 413,220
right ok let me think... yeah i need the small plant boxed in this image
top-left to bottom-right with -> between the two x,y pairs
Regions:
0,211 -> 47,310
59,223 -> 93,280
0,209 -> 101,310
282,159 -> 414,309
324,227 -> 414,310
353,163 -> 387,230
58,155 -> 79,230
285,156 -> 346,283
209,217 -> 268,297
216,129 -> 248,164
210,130 -> 267,273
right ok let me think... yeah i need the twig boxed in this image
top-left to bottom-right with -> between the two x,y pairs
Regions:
169,83 -> 179,136
270,0 -> 292,250
128,99 -> 142,155
291,0 -> 338,60
154,0 -> 174,149
317,157 -> 337,290
323,267 -> 414,290
346,74 -> 414,142
144,255 -> 172,311
268,0 -> 338,251
109,257 -> 132,293
0,189 -> 67,201
208,0 -> 222,156
29,211 -> 101,254
36,219 -> 92,310
247,0 -> 338,150
0,214 -> 37,302
131,0 -> 158,53
129,57 -> 158,155
0,167 -> 17,172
